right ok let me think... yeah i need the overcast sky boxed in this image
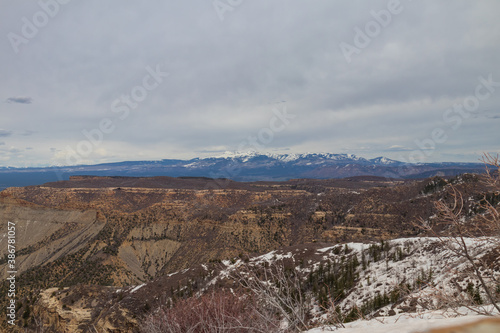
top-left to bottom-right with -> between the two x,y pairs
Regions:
1,0 -> 499,167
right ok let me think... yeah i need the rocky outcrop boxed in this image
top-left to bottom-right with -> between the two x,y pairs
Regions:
0,175 -> 495,331
0,197 -> 105,279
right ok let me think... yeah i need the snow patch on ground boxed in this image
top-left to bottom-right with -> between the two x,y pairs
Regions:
130,284 -> 146,293
317,246 -> 336,253
305,306 -> 499,332
346,242 -> 365,252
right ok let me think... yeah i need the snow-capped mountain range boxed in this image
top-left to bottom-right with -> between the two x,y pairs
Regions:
0,152 -> 486,188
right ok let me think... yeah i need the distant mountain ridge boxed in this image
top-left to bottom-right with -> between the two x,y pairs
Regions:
0,152 -> 485,189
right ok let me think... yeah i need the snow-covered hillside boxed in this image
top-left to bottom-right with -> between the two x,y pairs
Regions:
115,236 -> 499,332
198,237 -> 499,330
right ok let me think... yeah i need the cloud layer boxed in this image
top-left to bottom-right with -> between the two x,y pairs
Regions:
0,130 -> 13,137
5,96 -> 32,104
1,0 -> 499,167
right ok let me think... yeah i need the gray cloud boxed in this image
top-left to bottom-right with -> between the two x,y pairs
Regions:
5,96 -> 33,104
384,145 -> 414,152
0,130 -> 13,137
8,147 -> 22,153
0,0 -> 499,167
471,110 -> 500,120
20,130 -> 35,136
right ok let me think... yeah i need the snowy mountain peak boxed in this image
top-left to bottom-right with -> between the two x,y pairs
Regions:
213,152 -> 368,163
369,156 -> 400,165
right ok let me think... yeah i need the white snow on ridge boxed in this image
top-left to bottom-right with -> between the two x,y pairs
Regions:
336,237 -> 499,312
317,246 -> 337,253
250,250 -> 294,264
130,284 -> 146,293
211,151 -> 372,163
345,242 -> 365,252
214,151 -> 259,159
195,236 -> 498,332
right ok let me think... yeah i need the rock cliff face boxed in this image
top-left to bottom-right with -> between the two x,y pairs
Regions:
30,237 -> 500,332
0,196 -> 105,280
0,174 -> 494,331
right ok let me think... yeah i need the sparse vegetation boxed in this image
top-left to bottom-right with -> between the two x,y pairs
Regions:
142,290 -> 282,333
418,153 -> 500,314
2,168 -> 499,331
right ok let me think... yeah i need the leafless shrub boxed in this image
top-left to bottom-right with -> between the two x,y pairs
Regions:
318,288 -> 346,330
417,153 -> 500,314
141,289 -> 280,333
232,260 -> 312,332
480,153 -> 500,238
31,315 -> 46,333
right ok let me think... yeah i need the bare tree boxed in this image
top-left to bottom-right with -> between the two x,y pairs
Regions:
31,315 -> 45,333
480,154 -> 500,238
318,288 -> 346,330
418,153 -> 500,313
141,289 -> 281,333
232,260 -> 312,332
